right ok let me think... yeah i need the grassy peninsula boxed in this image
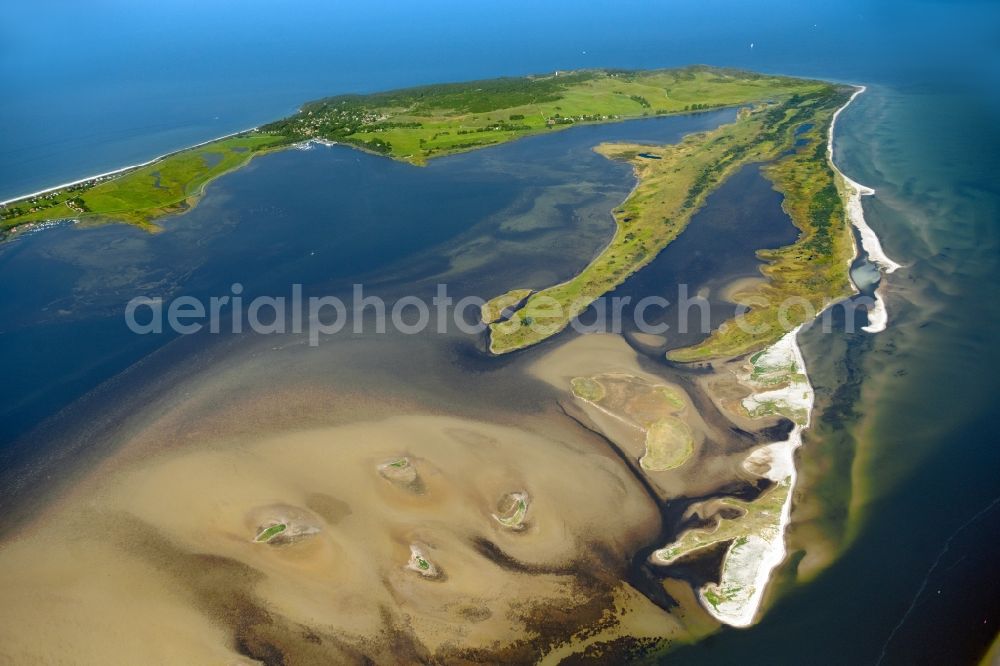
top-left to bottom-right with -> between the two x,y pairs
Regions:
666,94 -> 856,361
2,66 -> 824,236
2,66 -> 858,363
259,67 -> 825,162
1,134 -> 291,232
487,85 -> 856,358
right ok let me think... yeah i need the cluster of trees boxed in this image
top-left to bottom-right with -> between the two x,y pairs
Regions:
432,139 -> 499,152
682,122 -> 761,210
2,192 -> 94,220
371,121 -> 422,130
352,138 -> 391,154
547,112 -> 610,125
757,88 -> 844,144
298,72 -> 598,116
1,192 -> 62,218
803,180 -> 839,256
456,121 -> 531,135
0,206 -> 26,220
683,160 -> 721,210
683,102 -> 718,111
1,177 -> 105,221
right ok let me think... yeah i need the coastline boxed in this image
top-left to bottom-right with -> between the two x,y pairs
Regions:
827,86 -> 902,334
486,147 -> 655,356
0,125 -> 260,207
0,76 -> 902,634
655,86 -> 901,627
650,327 -> 813,628
4,68 -> 831,238
708,327 -> 813,628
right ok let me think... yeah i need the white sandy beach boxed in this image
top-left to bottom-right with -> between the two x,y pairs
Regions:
0,126 -> 259,207
710,327 -> 813,627
696,87 -> 908,625
653,327 -> 813,628
657,87 -> 906,628
828,86 -> 902,334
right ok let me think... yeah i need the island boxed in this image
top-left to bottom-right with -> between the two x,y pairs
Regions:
0,64 -> 859,367
0,66 -> 900,641
1,66 -> 829,236
486,84 -> 856,358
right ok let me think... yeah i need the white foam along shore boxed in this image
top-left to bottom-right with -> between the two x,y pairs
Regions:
666,327 -> 812,628
724,327 -> 812,627
688,88 -> 906,623
652,87 -> 902,626
828,86 -> 902,333
0,126 -> 260,207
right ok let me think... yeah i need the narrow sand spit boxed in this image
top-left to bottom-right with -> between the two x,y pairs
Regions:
705,327 -> 812,627
829,86 -> 902,334
0,126 -> 259,206
646,89 -> 904,626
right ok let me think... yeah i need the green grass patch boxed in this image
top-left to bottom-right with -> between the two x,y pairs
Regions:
570,376 -> 606,402
640,416 -> 695,471
2,134 -> 292,234
254,523 -> 288,543
654,478 -> 791,565
489,86 -> 850,354
480,288 -> 533,324
2,66 -> 830,235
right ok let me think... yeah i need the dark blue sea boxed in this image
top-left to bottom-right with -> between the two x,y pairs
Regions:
1,1 -> 998,663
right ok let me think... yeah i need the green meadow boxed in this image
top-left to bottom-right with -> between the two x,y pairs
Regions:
2,134 -> 290,232
2,66 -> 826,235
487,85 -> 855,357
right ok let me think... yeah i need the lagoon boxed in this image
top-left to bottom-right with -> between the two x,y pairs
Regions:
1,0 -> 999,661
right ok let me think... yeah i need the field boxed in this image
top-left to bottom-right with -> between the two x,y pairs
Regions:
2,66 -> 827,235
666,92 -> 856,361
487,86 -> 854,356
287,67 -> 829,163
1,67 -> 856,367
652,480 -> 790,568
2,134 -> 291,233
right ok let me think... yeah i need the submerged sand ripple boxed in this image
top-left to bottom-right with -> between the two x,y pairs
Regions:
0,414 -> 679,663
